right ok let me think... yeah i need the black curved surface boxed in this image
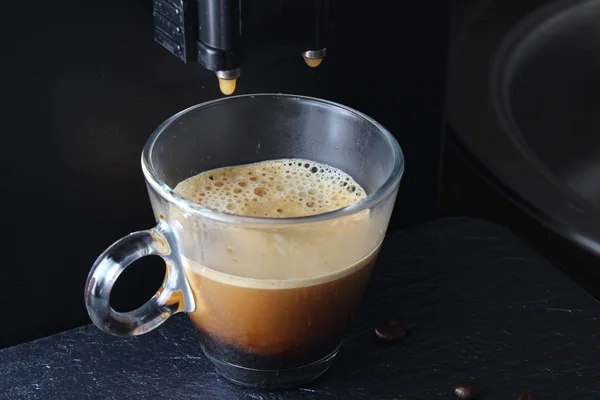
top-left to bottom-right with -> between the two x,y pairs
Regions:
3,218 -> 600,399
447,0 -> 600,255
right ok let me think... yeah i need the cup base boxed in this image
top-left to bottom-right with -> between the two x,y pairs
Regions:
205,346 -> 340,389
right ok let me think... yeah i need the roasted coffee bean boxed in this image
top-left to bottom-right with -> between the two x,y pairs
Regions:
453,382 -> 478,399
374,326 -> 407,341
390,318 -> 416,332
517,394 -> 539,400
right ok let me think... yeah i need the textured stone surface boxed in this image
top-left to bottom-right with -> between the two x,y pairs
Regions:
2,218 -> 599,399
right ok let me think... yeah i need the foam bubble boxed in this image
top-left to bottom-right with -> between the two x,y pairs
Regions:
174,159 -> 367,217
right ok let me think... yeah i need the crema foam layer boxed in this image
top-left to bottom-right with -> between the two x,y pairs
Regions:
174,158 -> 366,218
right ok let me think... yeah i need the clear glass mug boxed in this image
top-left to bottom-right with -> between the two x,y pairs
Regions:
84,94 -> 404,389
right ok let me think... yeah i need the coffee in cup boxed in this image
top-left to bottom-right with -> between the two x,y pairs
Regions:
173,159 -> 379,372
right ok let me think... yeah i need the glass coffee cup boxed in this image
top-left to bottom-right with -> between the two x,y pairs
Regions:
84,94 -> 404,389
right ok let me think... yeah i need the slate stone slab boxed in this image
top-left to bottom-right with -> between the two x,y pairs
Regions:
2,218 -> 598,399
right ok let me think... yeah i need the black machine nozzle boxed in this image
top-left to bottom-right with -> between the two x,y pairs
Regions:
152,0 -> 331,94
302,0 -> 331,68
196,0 -> 242,94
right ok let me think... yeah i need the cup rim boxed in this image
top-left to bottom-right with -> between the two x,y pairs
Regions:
141,93 -> 404,226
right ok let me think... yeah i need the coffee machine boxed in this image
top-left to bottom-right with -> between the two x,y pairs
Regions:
153,0 -> 330,95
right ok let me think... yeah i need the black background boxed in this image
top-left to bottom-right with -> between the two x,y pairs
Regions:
1,0 -> 451,347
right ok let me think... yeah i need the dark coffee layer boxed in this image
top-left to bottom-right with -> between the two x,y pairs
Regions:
185,251 -> 377,357
197,328 -> 343,371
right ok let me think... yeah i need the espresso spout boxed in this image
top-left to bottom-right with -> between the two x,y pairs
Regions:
301,0 -> 331,68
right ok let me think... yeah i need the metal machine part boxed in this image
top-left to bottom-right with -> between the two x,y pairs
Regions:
301,0 -> 330,67
152,0 -> 331,95
302,49 -> 327,68
153,0 -> 198,63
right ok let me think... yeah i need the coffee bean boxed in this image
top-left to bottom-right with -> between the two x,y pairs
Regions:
374,326 -> 406,341
453,382 -> 478,399
390,318 -> 416,332
517,393 -> 539,400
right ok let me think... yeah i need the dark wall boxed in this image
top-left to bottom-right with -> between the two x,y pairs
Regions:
1,0 -> 451,347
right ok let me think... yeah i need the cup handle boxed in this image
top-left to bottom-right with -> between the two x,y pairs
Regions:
84,220 -> 195,336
